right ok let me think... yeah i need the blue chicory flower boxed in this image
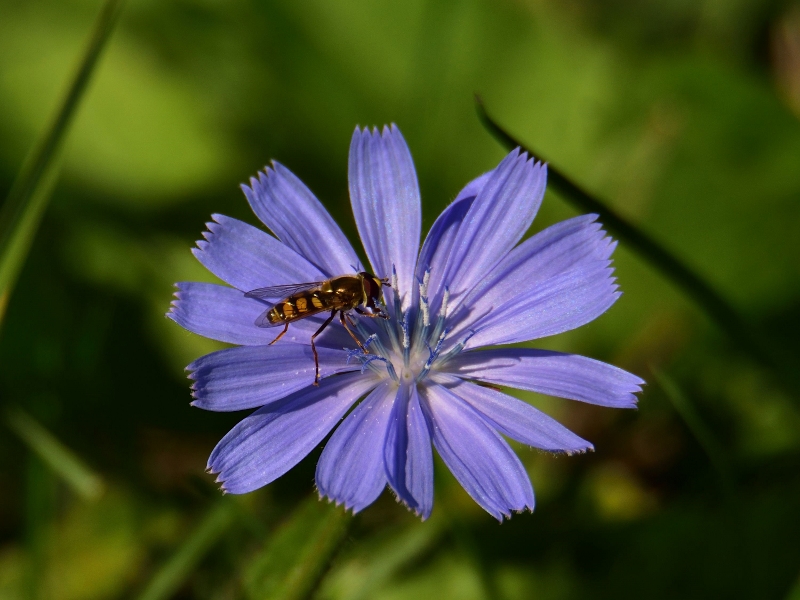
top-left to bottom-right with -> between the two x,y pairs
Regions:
168,125 -> 644,520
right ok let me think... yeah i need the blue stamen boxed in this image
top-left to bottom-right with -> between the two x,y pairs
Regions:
417,328 -> 448,382
355,353 -> 398,381
345,348 -> 362,364
359,354 -> 384,373
351,318 -> 392,359
426,329 -> 448,367
437,329 -> 478,366
363,333 -> 378,350
345,334 -> 378,364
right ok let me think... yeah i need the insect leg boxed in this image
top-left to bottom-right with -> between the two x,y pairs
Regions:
311,310 -> 337,386
340,311 -> 367,354
344,313 -> 370,349
269,323 -> 289,345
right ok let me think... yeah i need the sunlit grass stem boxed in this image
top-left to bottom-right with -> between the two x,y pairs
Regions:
0,0 -> 124,326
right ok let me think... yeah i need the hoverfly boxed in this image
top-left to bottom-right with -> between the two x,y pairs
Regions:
245,272 -> 391,385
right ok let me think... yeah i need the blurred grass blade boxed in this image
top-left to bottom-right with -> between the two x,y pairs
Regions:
786,572 -> 800,600
450,518 -> 501,600
136,500 -> 237,600
0,0 -> 124,325
475,97 -> 797,396
653,369 -> 735,493
342,520 -> 444,600
24,454 -> 57,600
244,496 -> 353,600
6,408 -> 104,500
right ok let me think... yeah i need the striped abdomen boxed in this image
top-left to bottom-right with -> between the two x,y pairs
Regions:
266,291 -> 330,325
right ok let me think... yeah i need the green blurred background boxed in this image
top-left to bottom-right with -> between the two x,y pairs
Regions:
2,0 -> 800,598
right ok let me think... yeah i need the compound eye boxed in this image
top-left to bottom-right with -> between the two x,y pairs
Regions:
371,277 -> 386,302
362,276 -> 377,300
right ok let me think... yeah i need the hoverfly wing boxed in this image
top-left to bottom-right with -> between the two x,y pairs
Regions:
254,306 -> 277,328
244,281 -> 324,299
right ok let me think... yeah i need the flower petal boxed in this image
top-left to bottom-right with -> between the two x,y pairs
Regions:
440,150 -> 547,309
192,214 -> 324,292
188,345 -> 357,412
208,372 -> 379,494
444,348 -> 643,408
464,261 -> 620,348
316,380 -> 395,512
384,384 -> 434,519
452,214 -> 614,329
415,171 -> 493,312
168,282 -> 279,345
242,162 -> 360,277
431,374 -> 592,453
167,282 -> 353,348
349,125 -> 421,306
419,383 -> 534,520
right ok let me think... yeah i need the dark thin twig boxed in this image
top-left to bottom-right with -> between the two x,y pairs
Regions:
475,96 -> 797,397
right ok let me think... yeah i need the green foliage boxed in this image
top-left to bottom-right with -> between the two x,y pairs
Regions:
135,500 -> 236,600
1,0 -> 799,598
243,498 -> 352,600
6,408 -> 104,501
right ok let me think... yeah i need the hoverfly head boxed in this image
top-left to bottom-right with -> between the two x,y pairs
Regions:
359,271 -> 387,309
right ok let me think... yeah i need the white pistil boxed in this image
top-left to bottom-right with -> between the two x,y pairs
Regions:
440,287 -> 450,319
401,312 -> 411,367
389,264 -> 404,347
418,270 -> 431,328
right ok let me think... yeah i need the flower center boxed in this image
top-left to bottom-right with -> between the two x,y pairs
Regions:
346,267 -> 476,385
